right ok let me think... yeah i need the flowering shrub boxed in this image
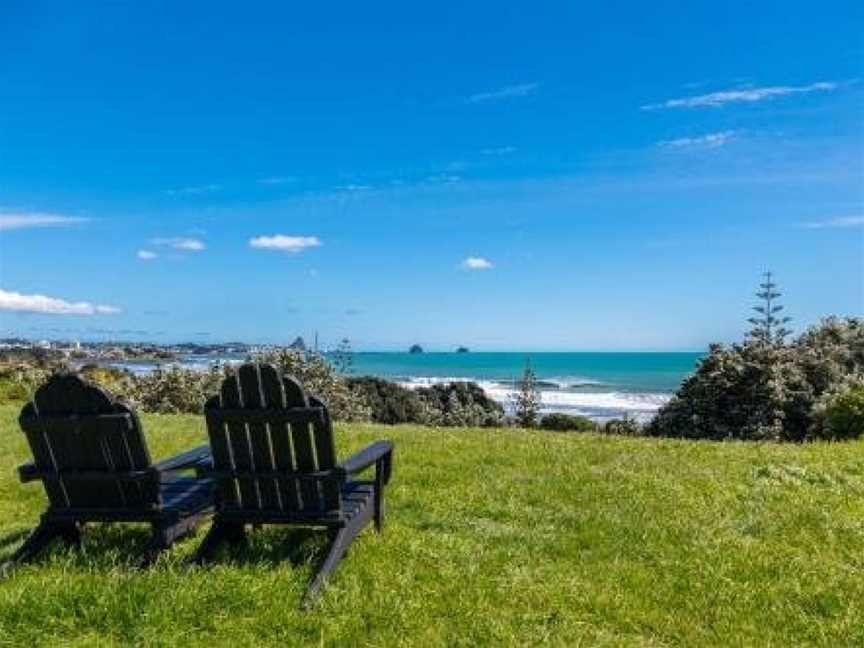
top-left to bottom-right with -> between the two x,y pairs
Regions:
252,350 -> 371,422
0,365 -> 53,404
647,317 -> 864,441
123,365 -> 225,414
811,377 -> 864,441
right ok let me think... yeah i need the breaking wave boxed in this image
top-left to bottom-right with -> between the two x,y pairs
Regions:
397,376 -> 670,421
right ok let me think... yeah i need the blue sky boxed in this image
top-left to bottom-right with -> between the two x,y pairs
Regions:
1,1 -> 862,350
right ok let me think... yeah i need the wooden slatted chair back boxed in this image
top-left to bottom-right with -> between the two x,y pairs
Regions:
204,363 -> 342,517
18,373 -> 157,510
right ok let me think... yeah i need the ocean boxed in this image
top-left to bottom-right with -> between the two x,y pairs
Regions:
351,352 -> 701,420
112,351 -> 703,421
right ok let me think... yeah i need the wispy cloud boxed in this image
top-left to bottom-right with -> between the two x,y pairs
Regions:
165,184 -> 221,196
659,130 -> 736,150
258,176 -> 296,185
137,249 -> 157,260
468,83 -> 539,104
425,174 -> 462,185
151,237 -> 206,251
336,184 -> 372,192
0,211 -> 89,231
481,146 -> 517,156
0,288 -> 121,315
461,256 -> 494,270
801,216 -> 864,229
642,81 -> 838,110
249,235 -> 322,253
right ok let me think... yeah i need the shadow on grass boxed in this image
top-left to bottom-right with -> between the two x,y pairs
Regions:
199,526 -> 332,569
0,528 -> 32,552
1,522 -> 341,587
2,524 -> 181,572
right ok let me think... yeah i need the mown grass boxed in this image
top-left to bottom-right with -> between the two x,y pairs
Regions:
1,403 -> 863,646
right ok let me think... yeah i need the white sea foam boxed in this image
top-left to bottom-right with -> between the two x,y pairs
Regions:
398,375 -> 604,389
397,376 -> 671,421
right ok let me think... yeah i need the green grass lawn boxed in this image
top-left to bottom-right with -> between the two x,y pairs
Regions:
1,403 -> 863,646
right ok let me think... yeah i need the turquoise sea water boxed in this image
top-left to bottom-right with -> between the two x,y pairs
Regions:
350,352 -> 701,392
348,352 -> 703,420
113,351 -> 704,421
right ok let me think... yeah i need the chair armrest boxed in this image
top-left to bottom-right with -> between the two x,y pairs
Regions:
18,463 -> 39,483
341,440 -> 393,483
153,444 -> 212,474
195,457 -> 214,479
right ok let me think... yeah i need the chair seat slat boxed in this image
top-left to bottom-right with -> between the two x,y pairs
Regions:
200,467 -> 344,480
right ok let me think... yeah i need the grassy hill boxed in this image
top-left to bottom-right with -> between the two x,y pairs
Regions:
0,403 -> 863,646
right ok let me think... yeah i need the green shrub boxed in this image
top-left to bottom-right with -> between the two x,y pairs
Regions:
349,376 -> 510,428
0,365 -> 53,404
812,378 -> 864,441
646,343 -> 794,441
539,412 -> 597,432
346,376 -> 427,424
78,364 -> 136,396
253,350 -> 370,422
647,317 -> 864,442
604,416 -> 642,436
124,365 -> 225,414
416,381 -> 505,427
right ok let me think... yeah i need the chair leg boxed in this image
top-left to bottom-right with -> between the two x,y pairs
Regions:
0,520 -> 78,577
374,486 -> 385,532
141,522 -> 172,568
191,521 -> 245,565
302,528 -> 349,609
374,457 -> 389,532
301,517 -> 366,609
58,522 -> 83,548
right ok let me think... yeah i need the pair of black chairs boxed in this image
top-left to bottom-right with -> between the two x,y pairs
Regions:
2,363 -> 393,606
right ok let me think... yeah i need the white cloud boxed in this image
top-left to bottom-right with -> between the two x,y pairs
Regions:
165,184 -> 221,196
249,235 -> 322,253
0,211 -> 89,231
801,216 -> 864,229
151,237 -> 206,251
468,83 -> 539,104
0,289 -> 121,315
462,256 -> 494,270
659,131 -> 736,149
642,81 -> 837,110
481,146 -> 517,156
137,249 -> 157,260
174,239 -> 205,251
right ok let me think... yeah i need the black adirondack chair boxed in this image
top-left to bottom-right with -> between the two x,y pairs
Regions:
194,363 -> 394,607
3,373 -> 213,573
